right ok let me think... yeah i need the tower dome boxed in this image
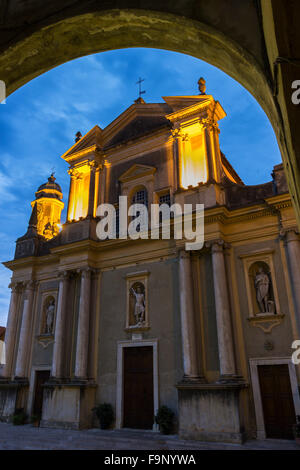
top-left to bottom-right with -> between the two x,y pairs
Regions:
35,173 -> 63,201
31,174 -> 64,240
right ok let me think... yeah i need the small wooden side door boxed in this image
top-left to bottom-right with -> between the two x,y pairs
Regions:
33,370 -> 50,419
258,364 -> 296,439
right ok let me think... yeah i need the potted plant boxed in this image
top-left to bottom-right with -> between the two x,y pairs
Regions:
12,408 -> 28,425
92,403 -> 114,429
30,414 -> 41,427
155,405 -> 175,435
294,415 -> 300,444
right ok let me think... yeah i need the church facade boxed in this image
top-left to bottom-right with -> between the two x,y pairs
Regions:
0,82 -> 300,443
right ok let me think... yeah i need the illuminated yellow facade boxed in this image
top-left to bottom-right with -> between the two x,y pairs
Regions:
67,164 -> 91,221
179,126 -> 208,188
31,174 -> 64,240
165,95 -> 226,189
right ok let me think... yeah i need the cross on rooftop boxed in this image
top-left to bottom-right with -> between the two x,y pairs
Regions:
136,77 -> 146,99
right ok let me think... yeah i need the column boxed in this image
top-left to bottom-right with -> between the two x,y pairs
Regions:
0,283 -> 20,378
171,129 -> 181,192
178,250 -> 200,380
87,161 -> 97,218
75,268 -> 92,379
210,240 -> 236,379
15,280 -> 36,379
104,161 -> 111,203
67,169 -> 76,221
285,229 -> 300,318
99,159 -> 109,205
51,271 -> 69,379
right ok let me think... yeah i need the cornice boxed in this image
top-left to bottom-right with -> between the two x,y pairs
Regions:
63,145 -> 103,164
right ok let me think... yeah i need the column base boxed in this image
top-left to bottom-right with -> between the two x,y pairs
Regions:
0,380 -> 28,422
40,380 -> 97,430
176,380 -> 247,443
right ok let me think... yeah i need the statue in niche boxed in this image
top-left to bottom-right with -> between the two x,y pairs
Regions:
254,266 -> 275,314
45,299 -> 55,334
130,283 -> 145,326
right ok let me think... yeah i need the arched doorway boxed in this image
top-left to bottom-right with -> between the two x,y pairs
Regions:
0,5 -> 299,226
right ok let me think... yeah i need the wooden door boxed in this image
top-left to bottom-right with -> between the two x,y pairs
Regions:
258,364 -> 296,439
123,346 -> 154,429
33,370 -> 50,418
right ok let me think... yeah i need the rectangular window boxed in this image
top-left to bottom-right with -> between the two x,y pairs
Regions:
159,192 -> 171,207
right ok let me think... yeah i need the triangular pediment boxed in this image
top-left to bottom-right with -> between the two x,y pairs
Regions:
102,102 -> 171,149
119,164 -> 156,183
61,125 -> 103,162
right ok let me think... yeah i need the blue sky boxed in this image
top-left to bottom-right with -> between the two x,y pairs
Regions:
0,48 -> 281,326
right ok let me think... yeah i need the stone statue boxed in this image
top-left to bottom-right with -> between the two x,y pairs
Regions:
130,285 -> 145,325
45,299 -> 55,334
198,77 -> 206,95
254,267 -> 270,313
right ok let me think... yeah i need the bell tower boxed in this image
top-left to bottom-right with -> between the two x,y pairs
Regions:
31,174 -> 64,240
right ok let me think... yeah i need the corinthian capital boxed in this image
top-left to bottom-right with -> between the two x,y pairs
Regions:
23,280 -> 37,291
8,282 -> 19,293
279,226 -> 300,242
58,271 -> 70,281
171,128 -> 188,140
205,239 -> 230,253
201,117 -> 219,132
88,160 -> 100,171
77,267 -> 94,279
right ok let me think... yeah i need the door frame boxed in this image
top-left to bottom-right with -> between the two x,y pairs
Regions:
249,357 -> 300,439
27,366 -> 51,417
116,339 -> 159,430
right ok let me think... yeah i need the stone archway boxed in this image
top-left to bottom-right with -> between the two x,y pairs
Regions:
0,4 -> 299,225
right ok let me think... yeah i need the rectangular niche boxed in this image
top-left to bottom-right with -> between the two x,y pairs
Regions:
37,290 -> 58,340
239,250 -> 281,318
125,271 -> 150,331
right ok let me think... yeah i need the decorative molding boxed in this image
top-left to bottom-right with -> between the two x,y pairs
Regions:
125,270 -> 150,279
247,314 -> 285,333
37,334 -> 54,349
119,164 -> 156,183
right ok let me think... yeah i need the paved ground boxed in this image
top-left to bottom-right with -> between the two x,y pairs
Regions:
0,422 -> 299,450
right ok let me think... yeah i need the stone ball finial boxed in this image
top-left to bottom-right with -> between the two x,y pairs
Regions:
75,131 -> 82,143
198,77 -> 206,95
